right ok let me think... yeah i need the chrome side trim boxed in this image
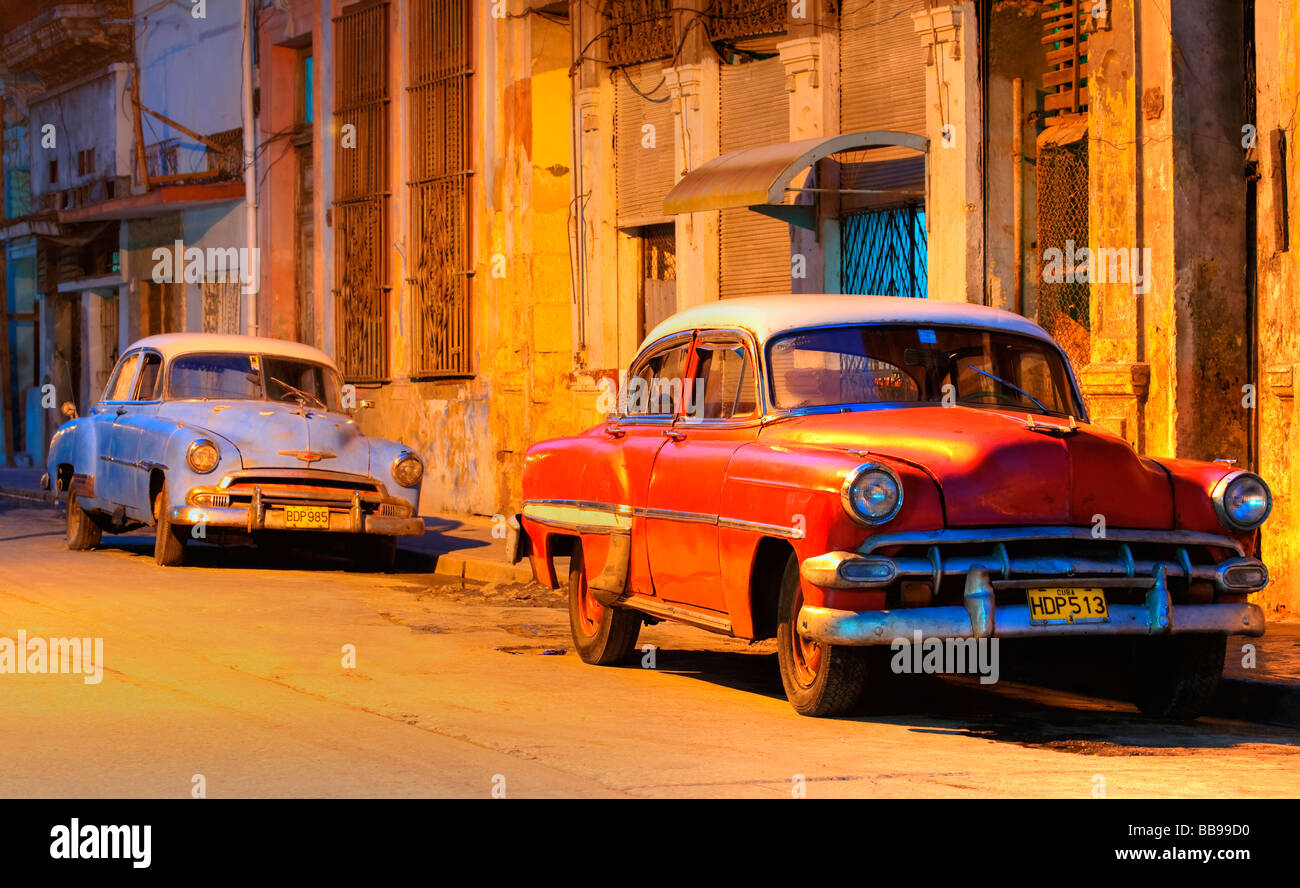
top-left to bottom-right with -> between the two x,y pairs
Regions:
524,498 -> 635,516
717,516 -> 802,538
639,506 -> 715,525
618,594 -> 733,635
522,500 -> 633,533
522,498 -> 800,538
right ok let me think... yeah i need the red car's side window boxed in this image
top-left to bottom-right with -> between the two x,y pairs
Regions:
691,341 -> 758,420
626,341 -> 692,417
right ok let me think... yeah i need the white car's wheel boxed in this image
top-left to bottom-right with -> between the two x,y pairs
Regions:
65,492 -> 102,551
153,483 -> 187,567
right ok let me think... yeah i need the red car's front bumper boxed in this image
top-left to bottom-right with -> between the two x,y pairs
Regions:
798,526 -> 1267,645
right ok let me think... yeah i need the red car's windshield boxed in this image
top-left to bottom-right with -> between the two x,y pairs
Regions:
767,324 -> 1081,418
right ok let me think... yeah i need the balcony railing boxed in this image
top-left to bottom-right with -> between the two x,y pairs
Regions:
0,2 -> 132,85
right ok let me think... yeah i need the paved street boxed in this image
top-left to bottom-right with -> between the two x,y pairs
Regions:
2,497 -> 1300,798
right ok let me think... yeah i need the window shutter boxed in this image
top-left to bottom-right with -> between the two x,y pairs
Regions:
615,63 -> 676,225
718,57 -> 790,300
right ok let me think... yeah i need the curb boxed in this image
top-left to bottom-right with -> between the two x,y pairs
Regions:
397,546 -> 537,584
0,486 -> 57,505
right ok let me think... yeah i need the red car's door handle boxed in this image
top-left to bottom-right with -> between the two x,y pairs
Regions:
603,425 -> 626,439
662,429 -> 686,442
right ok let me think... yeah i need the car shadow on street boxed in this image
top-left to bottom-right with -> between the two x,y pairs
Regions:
97,535 -> 382,573
93,517 -> 489,574
647,643 -> 1300,754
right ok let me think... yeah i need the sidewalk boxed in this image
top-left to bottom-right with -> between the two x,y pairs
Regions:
1,469 -> 1297,723
397,513 -> 540,585
0,467 -> 54,505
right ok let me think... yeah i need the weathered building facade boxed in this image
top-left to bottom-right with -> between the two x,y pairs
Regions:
2,1 -> 1298,616
0,0 -> 249,466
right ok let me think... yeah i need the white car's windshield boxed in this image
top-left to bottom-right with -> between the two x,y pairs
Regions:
767,324 -> 1081,418
169,352 -> 343,411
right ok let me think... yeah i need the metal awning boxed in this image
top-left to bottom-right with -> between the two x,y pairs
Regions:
662,130 -> 927,228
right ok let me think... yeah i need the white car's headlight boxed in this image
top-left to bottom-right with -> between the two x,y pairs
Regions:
1212,471 -> 1272,531
841,463 -> 903,526
187,439 -> 220,474
392,451 -> 424,488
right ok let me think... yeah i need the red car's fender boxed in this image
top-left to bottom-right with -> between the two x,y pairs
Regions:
718,443 -> 944,637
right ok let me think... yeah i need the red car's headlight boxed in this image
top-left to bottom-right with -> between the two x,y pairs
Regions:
1212,471 -> 1272,531
841,463 -> 902,526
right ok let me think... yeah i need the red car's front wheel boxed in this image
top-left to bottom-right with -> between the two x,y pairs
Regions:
776,552 -> 869,717
567,540 -> 640,665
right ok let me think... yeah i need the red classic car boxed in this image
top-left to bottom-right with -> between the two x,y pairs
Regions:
509,295 -> 1271,718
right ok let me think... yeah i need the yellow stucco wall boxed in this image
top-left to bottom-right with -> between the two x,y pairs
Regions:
1254,0 -> 1300,617
356,10 -> 599,518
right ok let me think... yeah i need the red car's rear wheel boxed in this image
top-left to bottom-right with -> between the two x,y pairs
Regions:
776,552 -> 868,717
567,539 -> 640,665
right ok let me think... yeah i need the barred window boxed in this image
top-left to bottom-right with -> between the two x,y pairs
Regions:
332,0 -> 391,383
408,0 -> 472,377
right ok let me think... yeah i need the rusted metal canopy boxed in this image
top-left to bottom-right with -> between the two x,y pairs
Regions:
662,130 -> 928,216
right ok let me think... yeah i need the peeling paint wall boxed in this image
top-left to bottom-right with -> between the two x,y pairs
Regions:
1083,0 -> 1291,616
354,6 -> 590,519
1254,0 -> 1300,617
985,1 -> 1049,317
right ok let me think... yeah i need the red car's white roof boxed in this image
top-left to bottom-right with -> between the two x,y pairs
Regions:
640,294 -> 1057,351
126,333 -> 337,369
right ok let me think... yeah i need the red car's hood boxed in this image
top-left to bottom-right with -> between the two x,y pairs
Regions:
768,405 -> 1173,529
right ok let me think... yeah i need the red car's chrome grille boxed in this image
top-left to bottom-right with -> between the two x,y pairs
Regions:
860,528 -> 1245,608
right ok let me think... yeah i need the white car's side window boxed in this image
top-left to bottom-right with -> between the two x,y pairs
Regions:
136,352 -> 164,401
102,353 -> 141,403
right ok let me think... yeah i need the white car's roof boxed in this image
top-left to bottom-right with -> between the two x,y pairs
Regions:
640,294 -> 1056,351
126,333 -> 337,369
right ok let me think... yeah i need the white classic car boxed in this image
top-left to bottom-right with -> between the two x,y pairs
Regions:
44,333 -> 426,570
